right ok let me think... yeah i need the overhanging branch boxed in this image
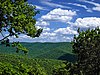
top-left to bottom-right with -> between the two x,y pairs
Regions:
0,34 -> 10,41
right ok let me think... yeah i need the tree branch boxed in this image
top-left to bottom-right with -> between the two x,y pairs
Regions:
0,32 -> 5,37
0,34 -> 10,41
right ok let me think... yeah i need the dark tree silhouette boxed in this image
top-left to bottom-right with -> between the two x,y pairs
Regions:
72,27 -> 100,75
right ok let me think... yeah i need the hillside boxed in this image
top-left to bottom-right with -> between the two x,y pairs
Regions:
0,42 -> 77,62
0,53 -> 65,75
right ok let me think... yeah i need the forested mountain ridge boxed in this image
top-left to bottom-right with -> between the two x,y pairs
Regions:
0,42 -> 77,62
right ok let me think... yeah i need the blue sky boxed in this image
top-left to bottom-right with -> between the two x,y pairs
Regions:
6,0 -> 100,42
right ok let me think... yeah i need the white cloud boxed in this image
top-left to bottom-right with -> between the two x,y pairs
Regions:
73,17 -> 100,28
80,0 -> 100,11
35,5 -> 48,10
83,0 -> 100,6
41,32 -> 56,37
29,4 -> 48,11
35,32 -> 58,42
68,3 -> 88,9
36,25 -> 50,32
8,17 -> 100,42
24,8 -> 77,42
32,8 -> 77,42
41,8 -> 77,22
93,6 -> 100,11
36,20 -> 50,26
9,34 -> 33,42
36,26 -> 42,29
41,0 -> 70,8
68,3 -> 92,12
86,9 -> 93,12
8,31 -> 73,42
62,36 -> 73,42
43,27 -> 51,32
54,27 -> 78,35
36,31 -> 72,42
19,35 -> 31,39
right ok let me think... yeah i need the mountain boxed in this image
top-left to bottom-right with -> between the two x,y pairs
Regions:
0,42 -> 77,62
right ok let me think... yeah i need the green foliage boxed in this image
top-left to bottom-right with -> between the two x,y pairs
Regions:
53,27 -> 100,75
72,27 -> 100,74
53,62 -> 83,75
0,61 -> 47,75
0,0 -> 38,38
12,42 -> 28,54
0,53 -> 65,75
0,42 -> 76,62
0,0 -> 42,53
53,62 -> 70,75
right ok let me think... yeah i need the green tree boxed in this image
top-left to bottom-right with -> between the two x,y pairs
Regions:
0,0 -> 42,53
72,27 -> 100,75
52,61 -> 83,75
53,27 -> 100,75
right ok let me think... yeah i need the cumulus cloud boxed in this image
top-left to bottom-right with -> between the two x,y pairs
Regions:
36,20 -> 50,27
11,29 -> 73,42
72,17 -> 100,28
41,32 -> 56,37
33,32 -> 58,42
41,8 -> 77,22
9,34 -> 33,42
33,8 -> 77,42
36,25 -> 50,32
8,31 -> 73,42
34,8 -> 77,42
9,17 -> 100,42
54,27 -> 78,35
43,27 -> 51,32
35,31 -> 72,42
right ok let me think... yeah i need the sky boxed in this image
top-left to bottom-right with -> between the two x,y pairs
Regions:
2,0 -> 100,42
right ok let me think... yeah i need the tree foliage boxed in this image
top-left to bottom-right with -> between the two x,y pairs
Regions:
0,61 -> 47,75
53,27 -> 100,75
53,62 -> 83,75
72,27 -> 100,75
0,0 -> 42,53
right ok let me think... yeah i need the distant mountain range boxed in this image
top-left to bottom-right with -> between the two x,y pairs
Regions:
0,42 -> 77,62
